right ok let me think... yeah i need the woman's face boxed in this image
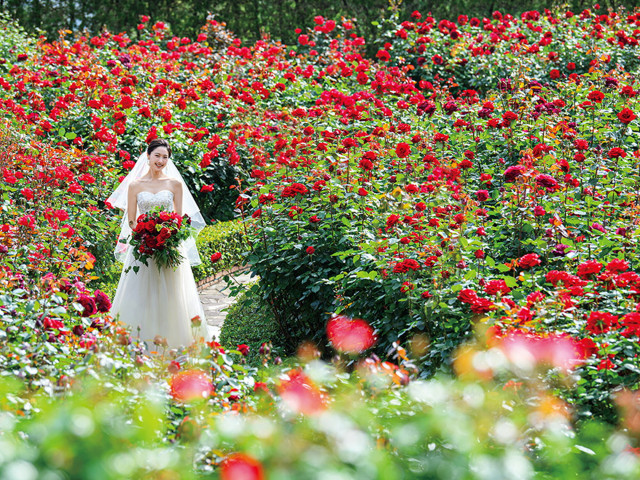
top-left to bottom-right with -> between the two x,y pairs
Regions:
148,146 -> 170,173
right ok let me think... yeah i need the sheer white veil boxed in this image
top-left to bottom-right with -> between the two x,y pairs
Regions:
106,149 -> 206,266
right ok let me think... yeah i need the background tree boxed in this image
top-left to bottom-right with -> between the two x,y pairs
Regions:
2,0 -> 637,50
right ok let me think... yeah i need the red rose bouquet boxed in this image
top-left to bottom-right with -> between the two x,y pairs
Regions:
125,207 -> 194,273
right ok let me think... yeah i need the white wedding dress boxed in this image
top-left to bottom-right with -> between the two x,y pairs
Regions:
110,190 -> 209,349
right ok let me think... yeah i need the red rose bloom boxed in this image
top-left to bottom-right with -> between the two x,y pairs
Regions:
587,90 -> 605,103
586,311 -> 619,335
504,165 -> 525,182
617,108 -> 636,124
535,174 -> 558,191
94,290 -> 112,313
470,297 -> 495,314
326,315 -> 376,353
476,190 -> 489,202
577,260 -> 603,278
77,294 -> 97,317
519,253 -> 541,269
457,288 -> 479,304
608,147 -> 627,159
621,313 -> 640,338
395,142 -> 411,158
484,279 -> 511,296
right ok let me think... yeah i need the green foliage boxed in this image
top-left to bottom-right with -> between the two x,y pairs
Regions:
192,219 -> 246,282
219,280 -> 281,366
2,351 -> 640,479
0,338 -> 263,479
0,10 -> 36,74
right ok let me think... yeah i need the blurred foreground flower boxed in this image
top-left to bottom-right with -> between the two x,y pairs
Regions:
277,368 -> 327,415
326,315 -> 377,353
496,330 -> 588,372
221,453 -> 265,480
615,389 -> 640,436
170,369 -> 214,402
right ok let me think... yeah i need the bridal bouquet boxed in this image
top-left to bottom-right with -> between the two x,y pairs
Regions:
125,207 -> 194,273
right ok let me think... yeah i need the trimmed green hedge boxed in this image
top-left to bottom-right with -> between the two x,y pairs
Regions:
193,219 -> 246,283
219,281 -> 285,366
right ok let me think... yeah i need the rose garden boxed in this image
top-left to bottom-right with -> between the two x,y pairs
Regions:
2,4 -> 640,478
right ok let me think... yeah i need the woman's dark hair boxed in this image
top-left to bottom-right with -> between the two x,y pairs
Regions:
147,138 -> 172,157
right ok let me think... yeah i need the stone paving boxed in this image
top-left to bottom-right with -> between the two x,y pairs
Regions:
198,269 -> 255,341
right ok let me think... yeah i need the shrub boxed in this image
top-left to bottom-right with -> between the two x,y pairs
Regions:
192,219 -> 247,283
219,280 -> 282,366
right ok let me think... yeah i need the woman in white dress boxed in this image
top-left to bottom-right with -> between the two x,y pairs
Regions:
107,139 -> 209,349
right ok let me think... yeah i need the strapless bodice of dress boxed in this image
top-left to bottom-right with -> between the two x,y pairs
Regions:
136,190 -> 174,214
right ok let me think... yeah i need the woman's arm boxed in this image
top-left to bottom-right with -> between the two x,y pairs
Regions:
173,180 -> 183,217
127,183 -> 138,228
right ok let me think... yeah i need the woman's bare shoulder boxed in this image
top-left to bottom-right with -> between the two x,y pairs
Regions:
167,178 -> 182,191
128,179 -> 143,194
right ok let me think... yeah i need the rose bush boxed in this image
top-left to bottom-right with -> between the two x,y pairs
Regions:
2,1 -> 640,443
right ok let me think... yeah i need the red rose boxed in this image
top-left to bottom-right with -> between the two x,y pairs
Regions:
94,290 -> 112,313
535,174 -> 558,191
237,344 -> 250,356
621,85 -> 636,97
77,294 -> 97,317
504,165 -> 525,182
476,190 -> 489,202
608,147 -> 627,159
577,260 -> 603,278
170,370 -> 214,403
586,311 -> 619,335
376,49 -> 390,61
306,246 -> 315,255
221,454 -> 265,480
470,297 -> 495,314
395,142 -> 411,158
457,288 -> 479,304
210,252 -> 222,263
519,253 -> 541,269
577,338 -> 598,357
484,279 -> 511,296
621,313 -> 640,338
606,259 -> 629,273
326,315 -> 376,353
587,90 -> 605,103
617,108 -> 636,124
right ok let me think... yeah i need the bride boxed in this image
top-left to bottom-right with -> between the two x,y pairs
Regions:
107,138 -> 210,349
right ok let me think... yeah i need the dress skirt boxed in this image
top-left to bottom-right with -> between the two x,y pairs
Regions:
110,246 -> 209,349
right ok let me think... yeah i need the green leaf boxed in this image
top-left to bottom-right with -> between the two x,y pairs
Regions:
497,264 -> 511,273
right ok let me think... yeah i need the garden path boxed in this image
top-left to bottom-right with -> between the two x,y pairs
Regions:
197,268 -> 254,341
